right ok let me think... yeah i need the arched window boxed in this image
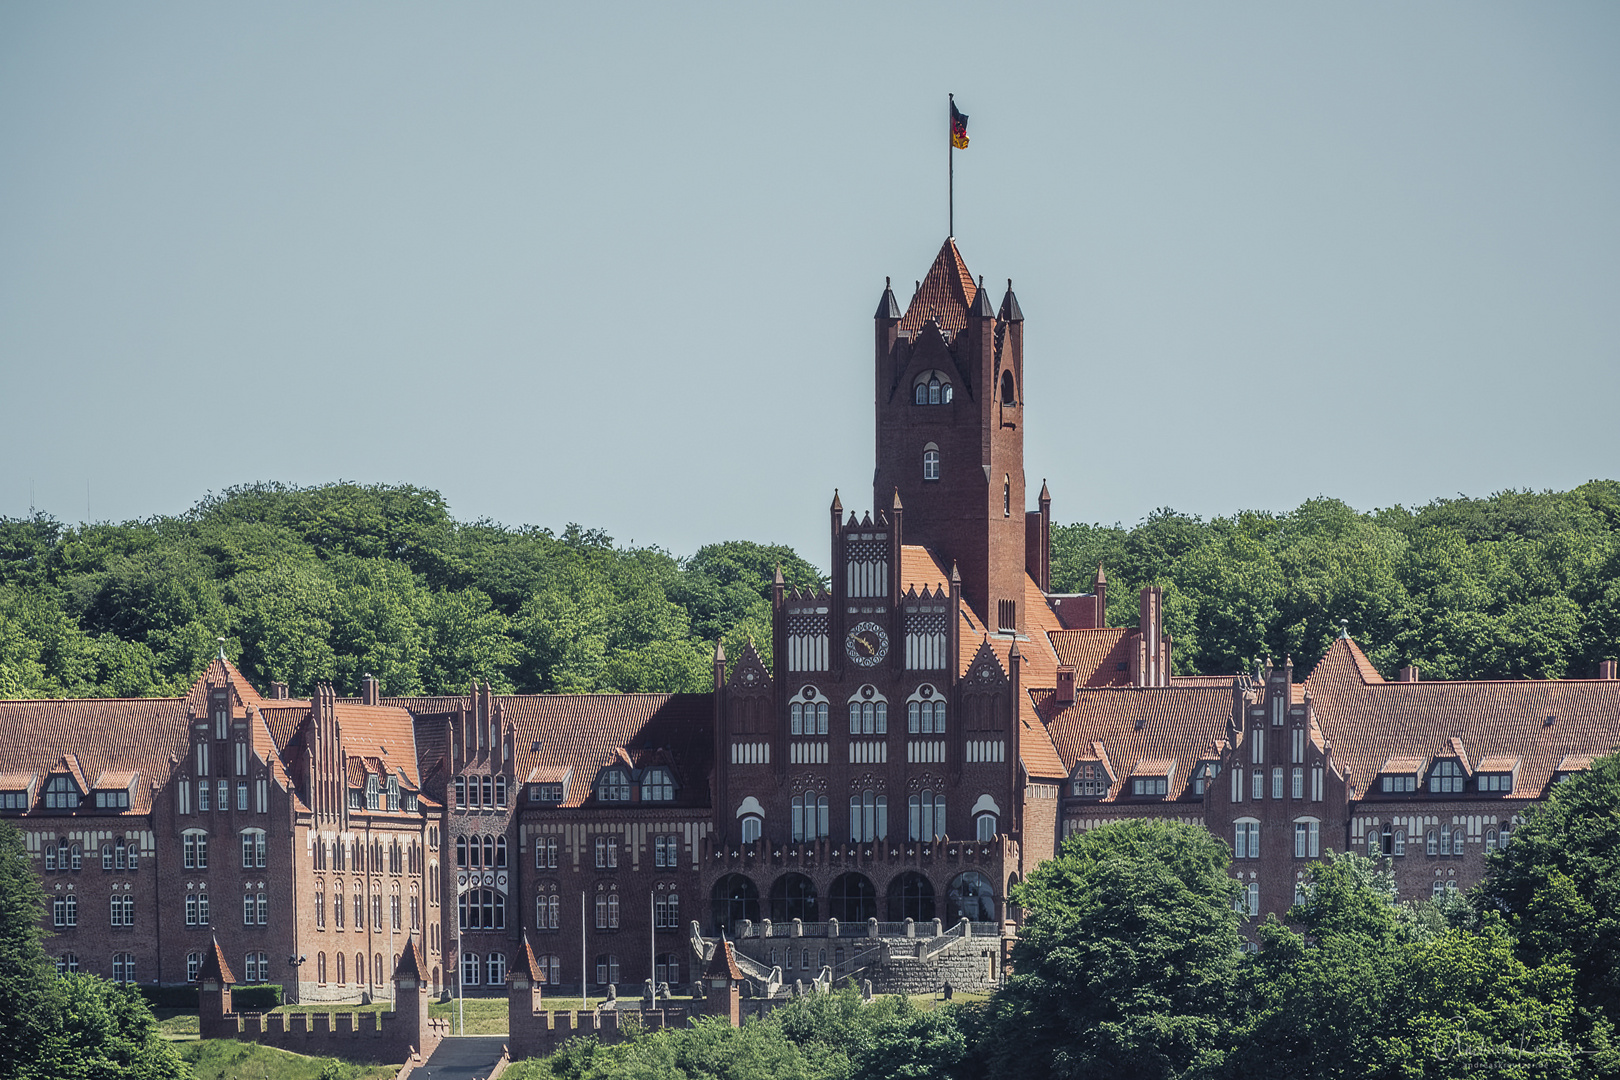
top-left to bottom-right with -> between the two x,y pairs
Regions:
1439,829 -> 1452,856
1426,829 -> 1438,856
976,812 -> 998,841
946,871 -> 996,923
1000,369 -> 1016,406
913,370 -> 953,405
909,791 -> 946,841
186,952 -> 202,982
1452,828 -> 1465,856
849,790 -> 886,842
182,829 -> 208,870
740,815 -> 762,844
112,953 -> 135,984
791,794 -> 829,841
336,951 -> 344,984
537,954 -> 562,985
1485,827 -> 1498,852
907,691 -> 946,734
885,872 -> 935,922
241,828 -> 266,869
537,889 -> 560,930
769,873 -> 819,923
828,873 -> 877,922
641,768 -> 674,802
461,951 -> 480,986
922,444 -> 940,481
483,835 -> 495,868
1366,831 -> 1379,857
711,874 -> 760,931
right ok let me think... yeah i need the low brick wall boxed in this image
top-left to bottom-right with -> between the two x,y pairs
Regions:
508,1006 -> 691,1060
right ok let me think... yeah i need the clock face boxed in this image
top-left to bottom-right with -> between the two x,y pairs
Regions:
845,621 -> 889,667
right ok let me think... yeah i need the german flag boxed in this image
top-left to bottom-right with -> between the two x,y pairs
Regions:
951,100 -> 969,150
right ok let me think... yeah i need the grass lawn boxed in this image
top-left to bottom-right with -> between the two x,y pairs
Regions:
177,1039 -> 397,1080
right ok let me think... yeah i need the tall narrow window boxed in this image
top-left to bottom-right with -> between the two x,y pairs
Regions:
1291,767 -> 1304,799
922,445 -> 940,481
1003,475 -> 1010,517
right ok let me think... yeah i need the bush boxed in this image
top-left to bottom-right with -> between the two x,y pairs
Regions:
232,984 -> 284,1011
138,985 -> 200,1011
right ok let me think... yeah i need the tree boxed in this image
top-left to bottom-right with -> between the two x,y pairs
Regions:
0,821 -> 58,1080
983,819 -> 1244,1080
1479,752 -> 1620,1070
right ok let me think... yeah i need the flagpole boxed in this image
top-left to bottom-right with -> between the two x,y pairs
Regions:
948,93 -> 954,238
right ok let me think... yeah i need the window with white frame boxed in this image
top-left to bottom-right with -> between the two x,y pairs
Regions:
975,812 -> 997,841
1193,762 -> 1219,796
536,836 -> 558,869
241,829 -> 266,869
112,952 -> 135,984
1132,776 -> 1168,797
486,953 -> 506,985
1291,767 -> 1304,799
1271,768 -> 1284,800
244,952 -> 269,983
1251,727 -> 1265,763
1291,727 -> 1304,763
183,830 -> 208,870
594,836 -> 619,869
1233,820 -> 1260,859
110,894 -> 134,926
595,954 -> 620,986
1074,763 -> 1108,797
850,790 -> 887,841
654,834 -> 680,867
1251,770 -> 1264,800
186,952 -> 202,982
655,890 -> 680,929
1293,820 -> 1320,859
1429,760 -> 1465,793
43,776 -> 81,809
640,768 -> 674,802
1381,774 -> 1416,793
791,795 -> 829,841
922,444 -> 940,481
462,951 -> 480,986
597,769 -> 631,802
537,891 -> 560,930
740,815 -> 762,844
908,791 -> 945,841
594,892 -> 620,930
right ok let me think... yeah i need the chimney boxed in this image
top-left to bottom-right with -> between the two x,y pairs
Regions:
1138,586 -> 1165,687
1599,660 -> 1617,680
361,674 -> 380,706
269,682 -> 288,700
1055,665 -> 1076,707
1397,664 -> 1420,683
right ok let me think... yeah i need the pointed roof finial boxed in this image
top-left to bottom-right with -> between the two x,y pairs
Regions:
892,488 -> 903,511
1094,563 -> 1107,586
831,489 -> 842,513
773,563 -> 785,586
1039,478 -> 1051,502
970,274 -> 995,317
1339,620 -> 1350,640
999,278 -> 1024,322
950,561 -> 961,585
217,636 -> 227,661
875,276 -> 901,320
714,640 -> 726,663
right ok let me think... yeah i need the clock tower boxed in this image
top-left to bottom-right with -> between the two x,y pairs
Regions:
872,239 -> 1031,633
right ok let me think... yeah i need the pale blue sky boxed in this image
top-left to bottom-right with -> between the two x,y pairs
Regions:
2,3 -> 1616,564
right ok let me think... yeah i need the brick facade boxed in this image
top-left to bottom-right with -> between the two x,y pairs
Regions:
2,236 -> 1618,1007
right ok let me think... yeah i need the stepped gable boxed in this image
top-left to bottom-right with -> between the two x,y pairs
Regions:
1034,684 -> 1235,801
1304,636 -> 1620,796
1049,628 -> 1133,687
0,695 -> 189,814
898,238 -> 979,337
900,545 -> 950,594
493,693 -> 713,809
954,577 -> 1067,779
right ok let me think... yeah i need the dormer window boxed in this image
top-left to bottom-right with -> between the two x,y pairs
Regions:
1131,777 -> 1168,797
640,768 -> 674,802
365,774 -> 380,810
1193,762 -> 1220,796
1429,760 -> 1465,794
1478,772 -> 1513,793
43,775 -> 80,810
532,783 -> 564,803
386,775 -> 400,811
913,371 -> 953,405
598,768 -> 631,802
1380,774 -> 1416,793
94,790 -> 130,810
1072,763 -> 1108,797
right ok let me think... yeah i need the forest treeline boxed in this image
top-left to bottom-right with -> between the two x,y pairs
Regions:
1,479 -> 1617,699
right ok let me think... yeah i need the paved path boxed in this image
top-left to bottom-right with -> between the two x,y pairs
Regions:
416,1035 -> 508,1080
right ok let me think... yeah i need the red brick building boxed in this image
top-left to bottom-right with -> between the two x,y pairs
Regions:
2,237 -> 1618,1000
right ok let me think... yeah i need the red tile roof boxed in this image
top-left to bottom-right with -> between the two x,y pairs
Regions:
956,579 -> 1068,778
1036,683 -> 1237,802
1049,628 -> 1133,687
0,697 -> 189,814
492,694 -> 713,808
704,940 -> 746,981
900,546 -> 950,594
899,239 -> 979,337
1304,637 -> 1620,797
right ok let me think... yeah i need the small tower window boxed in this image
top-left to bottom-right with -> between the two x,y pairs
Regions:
1000,370 -> 1016,406
922,444 -> 940,481
1004,474 -> 1010,517
913,371 -> 953,405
